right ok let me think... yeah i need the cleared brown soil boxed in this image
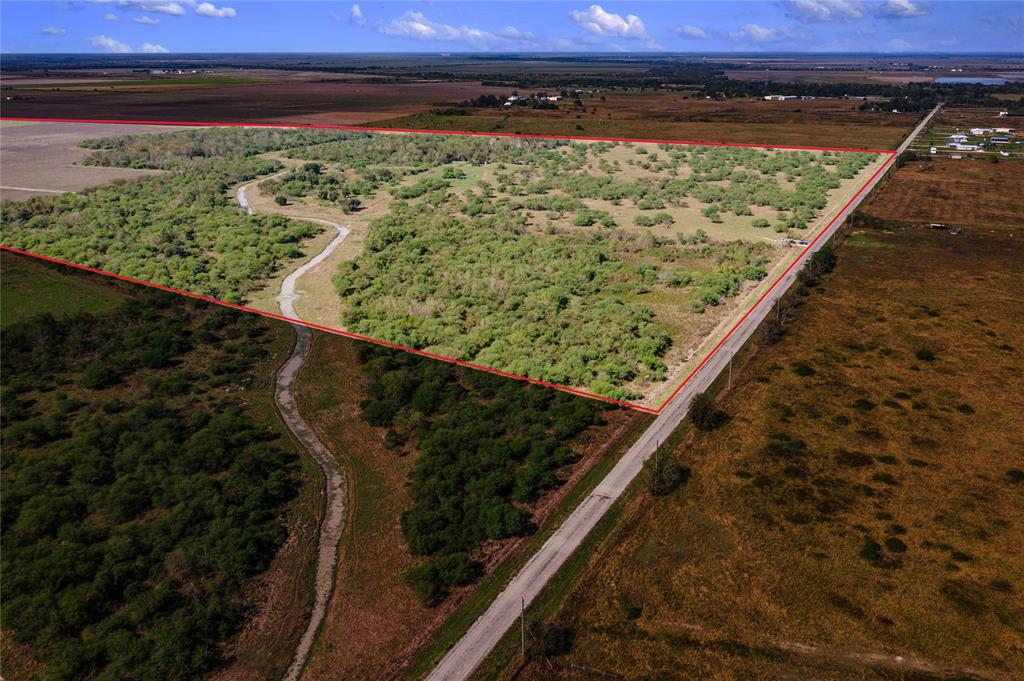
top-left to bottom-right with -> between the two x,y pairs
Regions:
0,79 -> 532,127
505,163 -> 1024,680
2,77 -> 915,149
861,158 -> 1024,227
0,121 -> 186,199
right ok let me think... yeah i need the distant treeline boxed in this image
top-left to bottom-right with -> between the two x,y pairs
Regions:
702,77 -> 1024,111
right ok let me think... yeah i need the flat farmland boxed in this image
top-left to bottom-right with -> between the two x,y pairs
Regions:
860,158 -> 1024,228
1,124 -> 886,408
496,167 -> 1024,680
1,73 -> 917,149
0,78 -> 536,127
378,93 -> 916,150
0,121 -> 187,200
727,68 -> 936,84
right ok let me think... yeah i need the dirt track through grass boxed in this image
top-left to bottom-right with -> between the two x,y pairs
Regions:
239,176 -> 353,681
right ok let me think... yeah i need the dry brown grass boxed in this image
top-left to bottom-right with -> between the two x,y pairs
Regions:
375,93 -> 915,150
508,164 -> 1024,680
0,80 -> 528,127
291,333 -> 647,681
861,158 -> 1024,228
2,81 -> 915,150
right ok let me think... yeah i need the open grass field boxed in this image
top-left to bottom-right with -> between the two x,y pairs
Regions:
492,161 -> 1024,681
377,92 -> 915,150
288,329 -> 648,680
0,249 -> 125,326
0,251 -> 321,681
1,71 -> 917,148
858,158 -> 1024,228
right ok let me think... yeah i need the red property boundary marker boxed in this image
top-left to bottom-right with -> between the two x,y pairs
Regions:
0,117 -> 897,414
0,116 -> 894,155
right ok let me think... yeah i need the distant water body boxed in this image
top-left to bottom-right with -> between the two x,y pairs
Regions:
934,75 -> 1022,85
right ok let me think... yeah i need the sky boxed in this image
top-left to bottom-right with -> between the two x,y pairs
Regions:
1,1 -> 1022,55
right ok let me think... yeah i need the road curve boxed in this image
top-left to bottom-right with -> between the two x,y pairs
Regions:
424,104 -> 944,681
237,175 -> 351,681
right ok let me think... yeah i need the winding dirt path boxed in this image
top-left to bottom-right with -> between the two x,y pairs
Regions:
238,175 -> 351,681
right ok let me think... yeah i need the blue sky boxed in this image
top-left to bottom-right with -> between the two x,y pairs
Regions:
2,1 -> 1022,54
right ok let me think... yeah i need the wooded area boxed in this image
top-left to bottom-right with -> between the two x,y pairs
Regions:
355,344 -> 604,605
1,128 -> 876,398
1,274 -> 300,680
2,129 -> 351,302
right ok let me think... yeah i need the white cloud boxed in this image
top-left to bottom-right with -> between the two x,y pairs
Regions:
674,25 -> 708,39
195,2 -> 236,18
886,37 -> 912,50
1010,16 -> 1022,33
875,0 -> 928,18
104,12 -> 118,20
132,15 -> 160,24
141,42 -> 170,52
377,11 -> 534,48
350,3 -> 365,26
499,26 -> 535,41
40,26 -> 67,36
784,0 -> 863,23
114,1 -> 187,16
730,23 -> 799,43
88,34 -> 133,52
570,4 -> 648,39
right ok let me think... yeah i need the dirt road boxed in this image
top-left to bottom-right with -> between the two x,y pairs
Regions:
239,176 -> 351,681
423,104 -> 944,681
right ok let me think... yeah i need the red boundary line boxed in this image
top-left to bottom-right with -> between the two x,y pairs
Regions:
653,151 -> 896,412
0,116 -> 894,155
0,117 -> 896,414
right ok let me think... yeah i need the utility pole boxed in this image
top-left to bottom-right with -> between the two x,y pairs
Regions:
728,349 -> 733,390
520,596 -> 526,663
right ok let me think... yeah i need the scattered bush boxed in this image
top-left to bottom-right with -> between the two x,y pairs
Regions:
644,449 -> 691,496
688,391 -> 726,431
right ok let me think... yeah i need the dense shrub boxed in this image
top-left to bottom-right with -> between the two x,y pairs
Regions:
644,449 -> 691,496
688,391 -> 726,431
354,344 -> 603,605
1,287 -> 298,681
